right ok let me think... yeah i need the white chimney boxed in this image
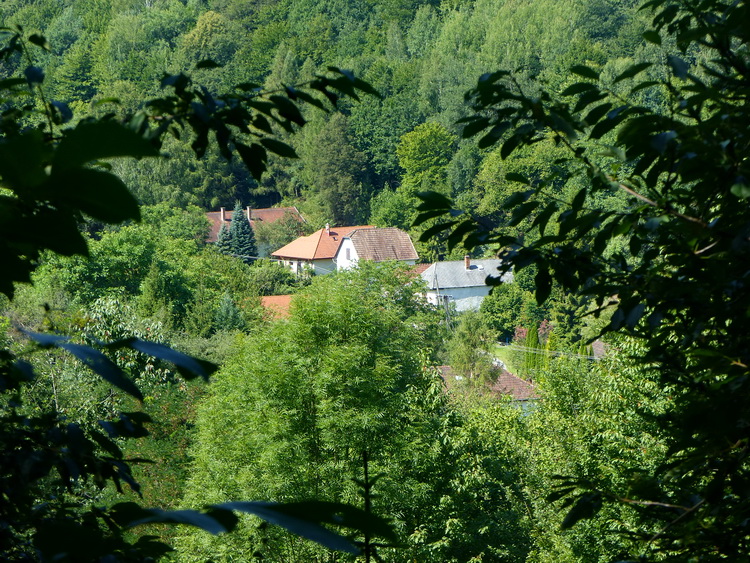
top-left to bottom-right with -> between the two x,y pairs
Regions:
246,206 -> 252,221
325,223 -> 330,236
465,255 -> 471,270
220,207 -> 226,221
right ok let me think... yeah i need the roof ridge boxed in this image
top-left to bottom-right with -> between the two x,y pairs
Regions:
312,228 -> 325,259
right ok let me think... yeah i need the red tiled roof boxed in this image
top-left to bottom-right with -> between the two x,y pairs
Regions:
489,371 -> 539,401
272,225 -> 374,261
347,227 -> 418,262
206,207 -> 303,243
261,294 -> 293,320
438,365 -> 539,401
411,263 -> 431,276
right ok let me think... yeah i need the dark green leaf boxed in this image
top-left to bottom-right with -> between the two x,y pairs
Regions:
571,188 -> 587,211
52,168 -> 140,223
269,95 -> 305,126
570,65 -> 600,80
478,122 -> 511,148
412,208 -> 449,227
260,138 -> 298,159
561,492 -> 603,529
535,266 -> 552,305
547,487 -> 577,503
54,121 -> 159,171
626,303 -> 646,329
505,172 -> 529,184
502,190 -> 534,210
219,501 -> 396,553
196,59 -> 221,69
416,191 -> 453,211
509,201 -> 540,227
667,55 -> 689,79
25,331 -> 143,400
643,30 -> 662,44
500,133 -> 523,159
61,343 -> 143,400
126,339 -> 217,381
0,77 -> 26,89
235,142 -> 267,181
447,220 -> 477,250
613,63 -> 653,83
584,103 -> 613,126
24,65 -> 44,85
561,82 -> 598,96
730,181 -> 750,199
419,221 -> 457,242
28,34 -> 50,51
461,116 -> 490,138
531,203 -> 558,235
127,509 -> 229,535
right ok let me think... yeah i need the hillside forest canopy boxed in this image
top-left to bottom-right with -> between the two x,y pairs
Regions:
1,0 -> 749,561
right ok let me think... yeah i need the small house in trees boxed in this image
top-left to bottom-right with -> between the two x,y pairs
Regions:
334,227 -> 418,271
421,256 -> 512,312
271,224 -> 375,275
206,206 -> 304,243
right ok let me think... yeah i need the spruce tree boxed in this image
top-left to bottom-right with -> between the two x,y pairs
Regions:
229,201 -> 257,265
216,221 -> 232,255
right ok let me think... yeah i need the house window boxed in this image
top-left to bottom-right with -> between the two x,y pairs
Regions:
345,248 -> 350,261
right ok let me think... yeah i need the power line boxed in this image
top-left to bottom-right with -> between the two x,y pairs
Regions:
497,343 -> 600,361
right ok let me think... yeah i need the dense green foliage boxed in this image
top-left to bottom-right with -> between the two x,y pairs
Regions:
0,21 -> 385,560
1,0 -> 649,234
5,0 -> 748,560
179,263 -> 532,562
420,0 -> 750,558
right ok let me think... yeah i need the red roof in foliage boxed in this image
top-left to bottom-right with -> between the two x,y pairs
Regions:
206,206 -> 304,243
260,294 -> 293,320
438,365 -> 539,401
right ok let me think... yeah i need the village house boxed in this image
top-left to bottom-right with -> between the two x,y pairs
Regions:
334,227 -> 418,271
420,256 -> 512,312
205,206 -> 304,247
271,224 -> 375,275
272,225 -> 418,275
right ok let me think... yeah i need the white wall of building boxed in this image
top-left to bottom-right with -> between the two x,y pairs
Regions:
425,285 -> 492,312
335,239 -> 359,271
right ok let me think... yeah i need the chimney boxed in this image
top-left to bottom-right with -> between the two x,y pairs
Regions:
465,255 -> 471,270
246,206 -> 252,222
220,207 -> 226,221
325,223 -> 330,236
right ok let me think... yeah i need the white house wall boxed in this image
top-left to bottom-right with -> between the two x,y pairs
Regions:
335,239 -> 359,271
311,258 -> 337,275
426,285 -> 492,312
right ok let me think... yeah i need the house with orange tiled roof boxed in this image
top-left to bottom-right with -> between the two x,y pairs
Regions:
271,224 -> 375,275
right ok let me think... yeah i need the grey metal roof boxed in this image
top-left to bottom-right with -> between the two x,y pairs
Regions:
348,227 -> 419,262
420,259 -> 512,289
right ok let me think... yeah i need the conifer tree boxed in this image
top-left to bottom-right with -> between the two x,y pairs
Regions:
216,221 -> 232,255
524,322 -> 540,378
213,293 -> 246,332
229,201 -> 257,264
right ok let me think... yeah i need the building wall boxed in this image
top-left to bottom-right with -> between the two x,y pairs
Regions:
335,239 -> 359,271
311,258 -> 337,275
425,285 -> 492,312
